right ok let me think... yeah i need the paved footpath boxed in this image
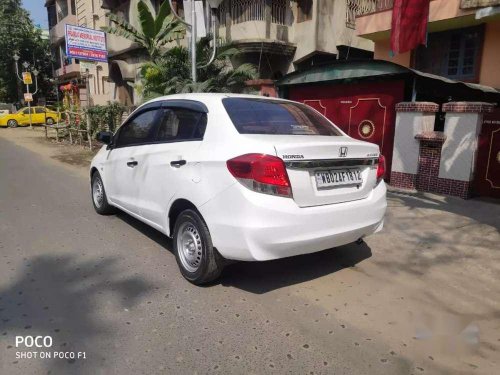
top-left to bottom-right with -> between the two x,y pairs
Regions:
0,131 -> 499,375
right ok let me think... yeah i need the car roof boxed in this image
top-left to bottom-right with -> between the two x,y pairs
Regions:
144,93 -> 297,107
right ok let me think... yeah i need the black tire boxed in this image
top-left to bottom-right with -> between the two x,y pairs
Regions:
7,119 -> 18,128
173,209 -> 224,285
46,117 -> 55,125
91,171 -> 116,215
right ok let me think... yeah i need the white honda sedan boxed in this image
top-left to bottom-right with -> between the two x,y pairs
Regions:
90,94 -> 387,284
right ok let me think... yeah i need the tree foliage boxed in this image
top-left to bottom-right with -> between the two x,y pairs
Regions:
0,0 -> 53,103
104,0 -> 185,61
141,36 -> 258,99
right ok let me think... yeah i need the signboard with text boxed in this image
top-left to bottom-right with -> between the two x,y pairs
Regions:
24,93 -> 33,102
65,24 -> 107,63
22,72 -> 32,85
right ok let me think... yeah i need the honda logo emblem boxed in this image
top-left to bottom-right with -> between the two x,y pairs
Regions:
339,147 -> 348,158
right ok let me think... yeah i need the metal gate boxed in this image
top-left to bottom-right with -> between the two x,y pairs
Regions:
287,80 -> 405,178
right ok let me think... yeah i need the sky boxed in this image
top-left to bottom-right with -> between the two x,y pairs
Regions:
22,0 -> 48,29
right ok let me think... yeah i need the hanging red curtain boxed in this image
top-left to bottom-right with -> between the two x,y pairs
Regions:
391,0 -> 430,54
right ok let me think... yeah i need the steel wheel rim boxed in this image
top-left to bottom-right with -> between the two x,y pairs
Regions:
92,178 -> 104,208
7,120 -> 17,128
177,221 -> 203,273
46,118 -> 54,125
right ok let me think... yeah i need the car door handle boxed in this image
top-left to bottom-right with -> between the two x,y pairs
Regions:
170,160 -> 187,167
127,161 -> 138,168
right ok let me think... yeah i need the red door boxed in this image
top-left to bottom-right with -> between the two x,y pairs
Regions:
288,80 -> 405,179
474,109 -> 500,198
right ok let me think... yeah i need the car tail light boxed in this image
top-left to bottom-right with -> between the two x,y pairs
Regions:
226,154 -> 292,198
377,155 -> 386,183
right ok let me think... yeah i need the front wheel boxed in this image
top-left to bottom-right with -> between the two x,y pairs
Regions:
7,119 -> 18,128
91,172 -> 116,215
173,209 -> 224,285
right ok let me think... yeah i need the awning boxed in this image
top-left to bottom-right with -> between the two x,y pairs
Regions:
409,69 -> 500,94
276,59 -> 500,95
277,60 -> 406,86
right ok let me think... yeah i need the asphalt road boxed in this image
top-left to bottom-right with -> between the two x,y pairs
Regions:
1,134 -> 498,375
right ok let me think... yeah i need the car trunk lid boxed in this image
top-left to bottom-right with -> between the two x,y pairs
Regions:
270,135 -> 380,207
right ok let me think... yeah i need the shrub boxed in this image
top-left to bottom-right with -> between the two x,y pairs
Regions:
85,102 -> 126,137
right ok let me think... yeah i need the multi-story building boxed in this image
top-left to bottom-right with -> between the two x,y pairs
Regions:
46,0 -> 112,106
101,0 -> 375,104
355,0 -> 500,89
74,0 -> 112,105
274,0 -> 500,199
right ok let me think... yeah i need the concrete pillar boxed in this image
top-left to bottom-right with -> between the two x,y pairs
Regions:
265,0 -> 272,39
438,102 -> 495,197
390,102 -> 439,190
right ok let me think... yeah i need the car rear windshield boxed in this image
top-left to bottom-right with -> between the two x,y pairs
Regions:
222,98 -> 342,136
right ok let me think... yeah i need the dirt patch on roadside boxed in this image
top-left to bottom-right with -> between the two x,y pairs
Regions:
0,127 -> 99,178
33,136 -> 96,168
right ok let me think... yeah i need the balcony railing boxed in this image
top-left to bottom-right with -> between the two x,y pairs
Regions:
217,0 -> 289,26
231,0 -> 266,24
461,0 -> 500,8
346,0 -> 394,29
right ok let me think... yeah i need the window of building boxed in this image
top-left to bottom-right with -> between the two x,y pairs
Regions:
102,77 -> 108,95
297,0 -> 313,23
47,4 -> 57,29
415,26 -> 484,82
58,0 -> 68,21
53,47 -> 61,70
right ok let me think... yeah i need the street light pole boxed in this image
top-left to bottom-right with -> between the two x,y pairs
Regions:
13,52 -> 39,130
191,0 -> 197,83
169,0 -> 222,83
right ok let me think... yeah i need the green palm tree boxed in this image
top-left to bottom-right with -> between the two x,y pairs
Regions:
141,36 -> 258,98
105,0 -> 185,61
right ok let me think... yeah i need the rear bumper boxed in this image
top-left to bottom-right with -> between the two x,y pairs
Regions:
200,182 -> 387,261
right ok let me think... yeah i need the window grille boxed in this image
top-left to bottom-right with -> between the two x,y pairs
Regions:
272,0 -> 288,25
231,0 -> 266,24
228,0 -> 289,25
217,1 -> 227,26
346,0 -> 394,29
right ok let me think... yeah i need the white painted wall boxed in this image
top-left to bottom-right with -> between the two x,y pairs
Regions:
439,113 -> 482,181
392,112 -> 436,174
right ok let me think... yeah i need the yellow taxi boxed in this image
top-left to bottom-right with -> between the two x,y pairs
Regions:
0,106 -> 62,128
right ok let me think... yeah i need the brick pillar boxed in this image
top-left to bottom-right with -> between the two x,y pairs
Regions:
415,133 -> 447,194
390,102 -> 439,190
438,102 -> 496,198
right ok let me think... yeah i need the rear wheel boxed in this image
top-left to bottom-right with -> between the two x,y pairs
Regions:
46,117 -> 55,125
91,172 -> 115,215
7,119 -> 18,128
173,209 -> 224,285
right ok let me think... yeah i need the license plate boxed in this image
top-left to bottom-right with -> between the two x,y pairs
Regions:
315,168 -> 363,189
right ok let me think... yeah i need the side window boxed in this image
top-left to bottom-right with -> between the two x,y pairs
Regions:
22,108 -> 30,115
35,107 -> 46,114
156,108 -> 207,142
116,109 -> 159,147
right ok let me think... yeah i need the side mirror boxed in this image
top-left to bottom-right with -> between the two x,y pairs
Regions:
97,131 -> 113,145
